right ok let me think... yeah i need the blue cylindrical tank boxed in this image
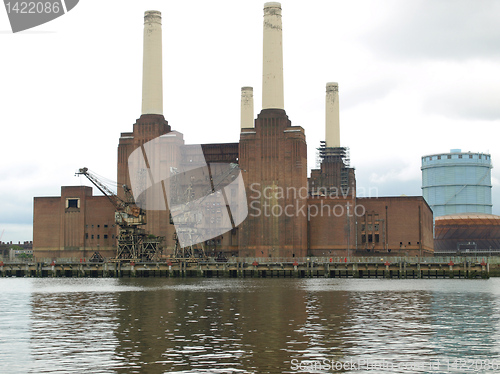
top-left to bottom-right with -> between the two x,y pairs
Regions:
421,149 -> 493,217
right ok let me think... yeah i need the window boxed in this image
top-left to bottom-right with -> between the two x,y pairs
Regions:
104,235 -> 108,239
374,224 -> 379,231
458,155 -> 462,159
97,225 -> 100,228
447,155 -> 451,159
469,155 -> 473,159
361,224 -> 365,231
66,198 -> 79,209
429,157 -> 432,161
368,234 -> 373,243
91,235 -> 94,239
375,234 -> 379,243
437,155 -> 441,160
104,224 -> 108,228
479,155 -> 482,159
85,233 -> 88,239
97,235 -> 100,239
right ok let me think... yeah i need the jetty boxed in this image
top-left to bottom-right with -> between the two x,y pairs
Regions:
0,256 -> 496,279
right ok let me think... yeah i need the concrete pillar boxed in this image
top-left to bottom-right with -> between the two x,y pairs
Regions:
353,263 -> 359,278
325,82 -> 340,148
131,264 -> 136,277
262,2 -> 284,109
241,87 -> 254,129
142,10 -> 163,115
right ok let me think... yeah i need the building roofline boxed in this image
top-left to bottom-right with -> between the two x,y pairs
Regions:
422,151 -> 491,159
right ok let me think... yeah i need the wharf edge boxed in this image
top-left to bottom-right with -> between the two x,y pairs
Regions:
0,257 -> 496,279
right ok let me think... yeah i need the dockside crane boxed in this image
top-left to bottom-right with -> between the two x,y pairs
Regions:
76,167 -> 163,262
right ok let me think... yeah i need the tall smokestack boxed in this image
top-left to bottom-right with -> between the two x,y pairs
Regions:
325,82 -> 340,148
241,87 -> 254,129
141,10 -> 163,115
262,2 -> 284,110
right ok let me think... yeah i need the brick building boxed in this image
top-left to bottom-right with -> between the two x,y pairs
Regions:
32,4 -> 434,260
33,186 -> 116,259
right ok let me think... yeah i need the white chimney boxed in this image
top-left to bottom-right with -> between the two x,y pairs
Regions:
241,87 -> 254,129
141,10 -> 163,115
325,82 -> 340,148
262,2 -> 284,110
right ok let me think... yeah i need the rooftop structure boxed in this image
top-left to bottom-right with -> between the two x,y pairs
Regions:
434,213 -> 500,255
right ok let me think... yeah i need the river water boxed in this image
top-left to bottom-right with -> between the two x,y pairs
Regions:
1,277 -> 500,373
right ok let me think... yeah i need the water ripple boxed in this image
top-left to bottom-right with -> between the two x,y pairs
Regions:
0,278 -> 499,373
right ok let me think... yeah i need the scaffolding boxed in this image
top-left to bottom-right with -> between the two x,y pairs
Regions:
317,141 -> 351,193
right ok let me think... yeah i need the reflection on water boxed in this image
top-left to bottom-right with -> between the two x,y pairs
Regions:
0,278 -> 499,373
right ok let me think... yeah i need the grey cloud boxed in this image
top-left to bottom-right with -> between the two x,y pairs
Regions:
342,78 -> 399,110
423,89 -> 500,121
360,0 -> 500,61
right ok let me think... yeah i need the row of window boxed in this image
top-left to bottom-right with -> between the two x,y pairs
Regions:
85,224 -> 114,228
361,224 -> 380,232
427,154 -> 489,161
362,234 -> 380,243
361,236 -> 421,246
85,234 -> 115,240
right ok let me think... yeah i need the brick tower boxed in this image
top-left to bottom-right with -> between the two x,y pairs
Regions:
238,3 -> 308,258
117,11 -> 173,248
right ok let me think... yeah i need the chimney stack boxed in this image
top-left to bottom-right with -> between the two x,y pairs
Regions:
325,82 -> 340,148
141,10 -> 163,115
240,87 -> 254,129
262,2 -> 284,110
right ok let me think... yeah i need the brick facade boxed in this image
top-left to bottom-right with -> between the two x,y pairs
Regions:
33,186 -> 116,259
238,109 -> 308,258
117,114 -> 175,254
355,197 -> 434,256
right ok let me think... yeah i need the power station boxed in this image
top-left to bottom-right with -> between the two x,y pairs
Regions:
33,4 -> 435,260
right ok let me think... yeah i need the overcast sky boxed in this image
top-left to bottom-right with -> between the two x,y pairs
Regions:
1,0 -> 499,243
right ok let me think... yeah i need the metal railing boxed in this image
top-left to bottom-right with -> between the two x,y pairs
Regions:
2,255 -> 496,266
